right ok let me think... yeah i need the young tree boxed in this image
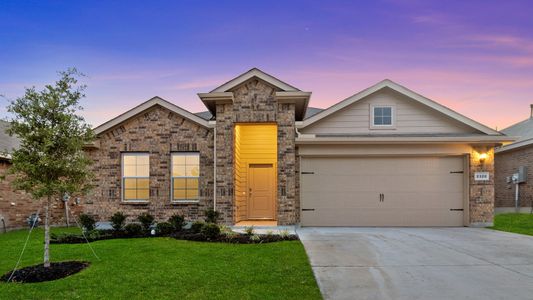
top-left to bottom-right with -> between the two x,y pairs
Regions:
6,69 -> 93,267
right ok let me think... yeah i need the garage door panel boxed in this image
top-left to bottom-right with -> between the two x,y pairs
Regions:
302,191 -> 380,208
301,156 -> 465,227
301,208 -> 464,227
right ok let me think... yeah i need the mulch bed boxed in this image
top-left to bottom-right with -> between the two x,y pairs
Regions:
175,232 -> 299,244
50,230 -> 298,244
1,261 -> 90,283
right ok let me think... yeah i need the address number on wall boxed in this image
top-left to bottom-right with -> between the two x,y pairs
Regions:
474,172 -> 490,181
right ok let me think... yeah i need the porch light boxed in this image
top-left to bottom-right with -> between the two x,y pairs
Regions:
479,153 -> 488,163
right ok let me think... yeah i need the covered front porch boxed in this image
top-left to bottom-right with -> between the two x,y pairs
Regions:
233,123 -> 278,225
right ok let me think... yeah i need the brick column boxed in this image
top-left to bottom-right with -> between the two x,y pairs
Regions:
469,146 -> 495,227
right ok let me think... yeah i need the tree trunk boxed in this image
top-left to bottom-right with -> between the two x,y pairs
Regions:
44,195 -> 51,268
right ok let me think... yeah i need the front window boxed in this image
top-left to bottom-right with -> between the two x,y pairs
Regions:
373,106 -> 393,126
122,153 -> 150,201
172,152 -> 200,201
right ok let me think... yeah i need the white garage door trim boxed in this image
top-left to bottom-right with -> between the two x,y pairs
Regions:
300,155 -> 468,227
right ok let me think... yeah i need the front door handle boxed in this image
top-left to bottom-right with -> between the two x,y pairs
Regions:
382,193 -> 385,202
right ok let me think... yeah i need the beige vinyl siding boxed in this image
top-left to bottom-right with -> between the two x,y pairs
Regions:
301,88 -> 479,135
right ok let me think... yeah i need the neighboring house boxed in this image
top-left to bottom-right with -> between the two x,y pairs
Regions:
81,68 -> 511,227
0,120 -> 82,230
495,105 -> 533,213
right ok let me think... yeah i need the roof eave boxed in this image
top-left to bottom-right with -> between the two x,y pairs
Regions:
197,92 -> 234,117
210,68 -> 300,93
296,135 -> 515,145
276,91 -> 311,121
93,96 -> 210,135
495,137 -> 533,153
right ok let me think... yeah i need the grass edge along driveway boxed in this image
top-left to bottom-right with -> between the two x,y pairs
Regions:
490,213 -> 533,237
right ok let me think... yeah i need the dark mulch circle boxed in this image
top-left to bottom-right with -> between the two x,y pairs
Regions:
1,261 -> 90,283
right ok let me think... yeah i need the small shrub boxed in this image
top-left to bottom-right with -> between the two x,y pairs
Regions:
201,223 -> 221,239
205,209 -> 220,224
265,230 -> 274,237
219,225 -> 231,234
250,234 -> 261,242
87,230 -> 101,240
137,213 -> 154,231
191,221 -> 205,233
110,212 -> 126,231
168,214 -> 185,232
224,230 -> 238,238
244,226 -> 255,236
156,222 -> 174,236
124,223 -> 143,236
79,213 -> 96,232
279,229 -> 290,238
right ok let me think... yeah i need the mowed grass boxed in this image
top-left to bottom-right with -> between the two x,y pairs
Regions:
490,213 -> 533,236
0,227 -> 321,300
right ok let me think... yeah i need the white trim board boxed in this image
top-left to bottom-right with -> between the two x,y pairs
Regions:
300,79 -> 502,136
210,68 -> 300,92
93,96 -> 210,135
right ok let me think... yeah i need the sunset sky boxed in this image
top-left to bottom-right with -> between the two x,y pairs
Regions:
1,0 -> 533,130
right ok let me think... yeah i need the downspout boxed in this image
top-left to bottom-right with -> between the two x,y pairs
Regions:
213,124 -> 217,211
295,126 -> 302,138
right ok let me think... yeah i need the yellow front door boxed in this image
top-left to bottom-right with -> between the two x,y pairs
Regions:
248,164 -> 275,219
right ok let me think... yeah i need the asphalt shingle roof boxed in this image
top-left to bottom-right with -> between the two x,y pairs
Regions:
502,117 -> 533,143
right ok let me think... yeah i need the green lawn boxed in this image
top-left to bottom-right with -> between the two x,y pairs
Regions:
0,227 -> 321,300
490,213 -> 533,236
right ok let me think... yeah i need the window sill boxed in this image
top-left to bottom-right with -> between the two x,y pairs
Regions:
369,125 -> 396,130
121,200 -> 150,205
170,200 -> 200,205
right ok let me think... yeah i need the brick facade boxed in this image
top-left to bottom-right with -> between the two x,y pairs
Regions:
495,145 -> 533,210
83,106 -> 214,224
0,72 -> 503,229
0,161 -> 83,230
215,79 -> 298,225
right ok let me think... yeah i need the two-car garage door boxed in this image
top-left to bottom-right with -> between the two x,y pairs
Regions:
300,156 -> 465,227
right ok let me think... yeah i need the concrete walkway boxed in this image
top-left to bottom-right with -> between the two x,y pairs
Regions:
298,227 -> 533,300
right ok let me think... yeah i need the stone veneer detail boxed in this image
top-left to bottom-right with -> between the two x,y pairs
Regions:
84,106 -> 214,223
469,146 -> 495,226
215,79 -> 298,225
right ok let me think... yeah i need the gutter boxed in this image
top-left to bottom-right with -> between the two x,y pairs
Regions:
495,137 -> 533,154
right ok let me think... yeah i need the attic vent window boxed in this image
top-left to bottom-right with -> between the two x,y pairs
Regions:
371,105 -> 395,128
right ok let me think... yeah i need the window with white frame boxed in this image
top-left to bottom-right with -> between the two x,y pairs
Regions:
122,153 -> 150,201
171,152 -> 199,201
372,106 -> 393,126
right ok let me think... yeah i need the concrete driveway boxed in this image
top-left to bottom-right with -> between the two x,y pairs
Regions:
298,227 -> 533,300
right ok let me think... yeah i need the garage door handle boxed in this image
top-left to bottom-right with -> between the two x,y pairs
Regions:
302,208 -> 315,211
450,208 -> 464,211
